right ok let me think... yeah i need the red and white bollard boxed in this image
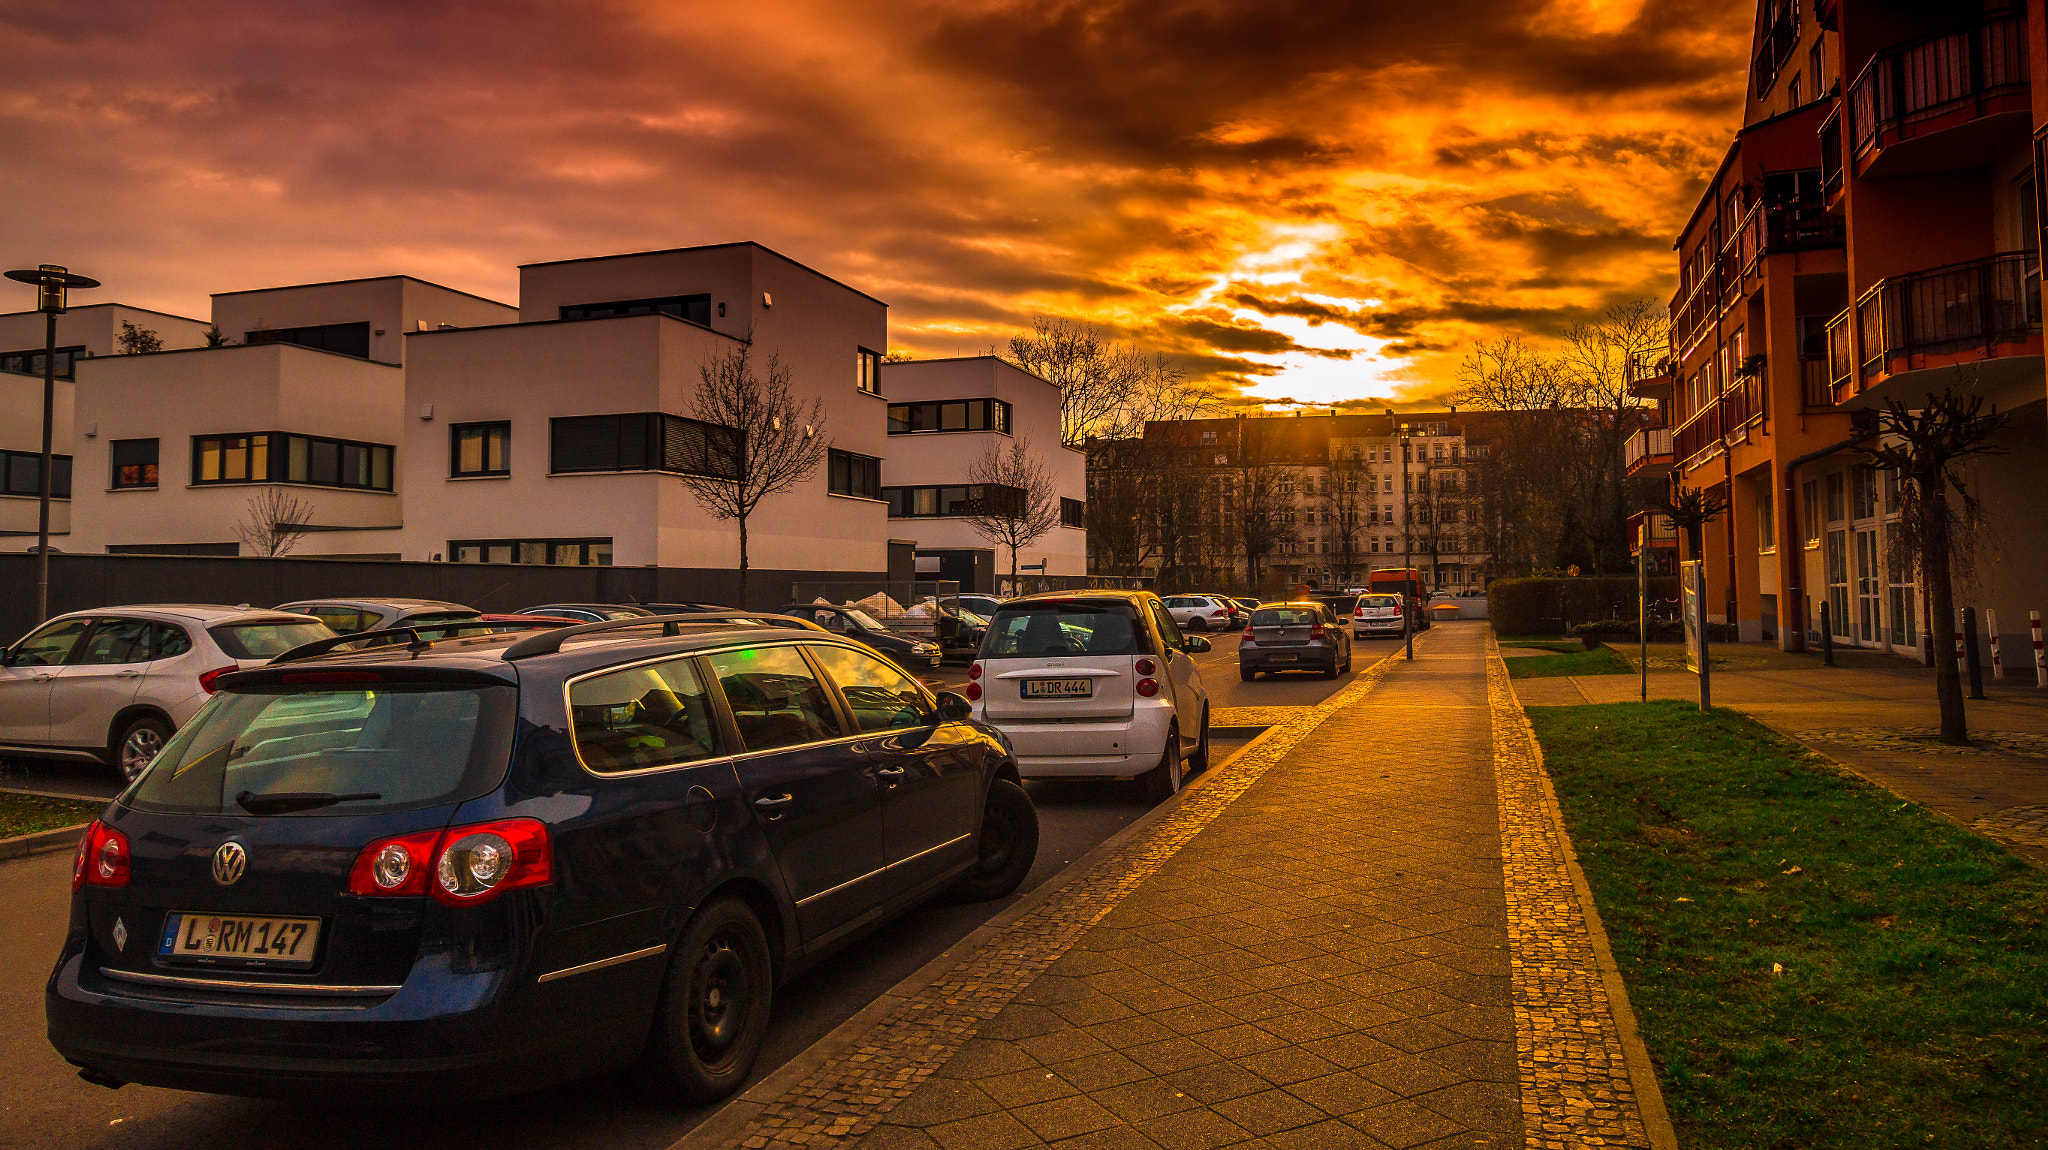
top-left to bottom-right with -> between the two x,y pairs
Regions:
1989,609 -> 2003,680
2033,611 -> 2046,688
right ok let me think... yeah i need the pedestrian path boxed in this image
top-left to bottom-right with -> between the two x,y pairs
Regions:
702,623 -> 1663,1150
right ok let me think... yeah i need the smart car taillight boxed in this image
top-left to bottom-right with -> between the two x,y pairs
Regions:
73,822 -> 128,890
964,681 -> 982,701
348,829 -> 442,896
1135,658 -> 1156,676
1136,678 -> 1159,697
432,819 -> 549,906
197,664 -> 239,693
968,662 -> 983,680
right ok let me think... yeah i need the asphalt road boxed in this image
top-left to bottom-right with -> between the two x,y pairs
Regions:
0,629 -> 1415,1150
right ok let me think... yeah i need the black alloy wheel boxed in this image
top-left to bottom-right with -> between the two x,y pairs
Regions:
633,898 -> 774,1103
112,715 -> 172,783
950,779 -> 1039,902
1186,616 -> 1208,632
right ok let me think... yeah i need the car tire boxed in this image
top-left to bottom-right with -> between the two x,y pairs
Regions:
1186,616 -> 1207,632
111,715 -> 172,784
1186,706 -> 1211,773
1239,667 -> 1257,682
632,897 -> 775,1105
950,779 -> 1039,903
1141,726 -> 1184,801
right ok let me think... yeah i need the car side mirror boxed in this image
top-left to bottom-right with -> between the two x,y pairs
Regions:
934,691 -> 973,721
1181,636 -> 1212,654
0,648 -> 14,667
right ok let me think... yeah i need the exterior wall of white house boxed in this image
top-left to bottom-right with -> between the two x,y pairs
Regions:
66,343 -> 405,556
880,356 -> 1087,577
211,276 -> 516,365
402,243 -> 892,573
0,305 -> 212,548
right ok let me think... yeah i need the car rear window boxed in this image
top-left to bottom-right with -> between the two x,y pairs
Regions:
984,602 -> 1145,657
124,683 -> 517,816
402,611 -> 480,628
208,620 -> 338,659
1360,596 -> 1401,610
1252,608 -> 1320,627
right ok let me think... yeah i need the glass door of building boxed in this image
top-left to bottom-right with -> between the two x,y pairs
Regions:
1854,529 -> 1881,644
1825,529 -> 1850,638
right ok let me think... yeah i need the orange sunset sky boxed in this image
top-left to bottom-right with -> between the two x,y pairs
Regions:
1,0 -> 1753,408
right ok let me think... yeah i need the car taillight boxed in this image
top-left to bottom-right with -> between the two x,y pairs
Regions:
1242,625 -> 1254,640
73,821 -> 129,890
197,664 -> 240,693
1136,678 -> 1159,697
968,662 -> 982,680
348,829 -> 442,896
1135,658 -> 1156,676
964,681 -> 982,702
347,819 -> 550,906
1310,624 -> 1326,640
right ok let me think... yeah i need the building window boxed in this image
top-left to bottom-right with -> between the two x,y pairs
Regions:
111,439 -> 159,489
886,398 -> 1011,434
1850,464 -> 1877,520
1801,479 -> 1821,545
245,322 -> 371,359
1061,498 -> 1085,528
858,348 -> 883,396
451,422 -> 510,477
559,295 -> 711,325
883,484 -> 1024,518
828,449 -> 881,499
1757,484 -> 1776,553
1200,430 -> 1217,444
1823,472 -> 1846,523
450,537 -> 613,565
549,413 -> 740,479
0,345 -> 85,380
2,449 -> 70,498
192,432 -> 394,491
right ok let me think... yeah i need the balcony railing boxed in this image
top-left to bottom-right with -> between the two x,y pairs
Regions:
1848,9 -> 2029,165
1628,509 -> 1678,554
1624,426 -> 1673,473
1673,375 -> 1765,467
1821,104 -> 1844,202
1800,354 -> 1833,408
1856,250 -> 2042,379
1826,307 -> 1854,394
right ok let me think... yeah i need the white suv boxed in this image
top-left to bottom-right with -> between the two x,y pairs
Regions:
1161,595 -> 1239,632
0,605 -> 336,781
969,592 -> 1212,798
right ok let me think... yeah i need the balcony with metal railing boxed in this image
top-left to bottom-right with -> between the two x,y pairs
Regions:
1854,250 -> 2042,386
1673,370 -> 1766,469
1847,8 -> 2030,178
1624,426 -> 1674,478
1627,509 -> 1678,557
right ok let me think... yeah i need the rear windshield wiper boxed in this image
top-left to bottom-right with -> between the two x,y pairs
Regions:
234,790 -> 382,815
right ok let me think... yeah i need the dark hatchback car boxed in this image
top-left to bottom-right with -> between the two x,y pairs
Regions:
1238,602 -> 1353,680
777,605 -> 942,671
47,615 -> 1038,1104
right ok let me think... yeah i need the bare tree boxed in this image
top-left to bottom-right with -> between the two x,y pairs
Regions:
1859,388 -> 2009,745
1009,317 -> 1187,446
235,488 -> 315,558
676,342 -> 827,607
965,439 -> 1063,591
117,321 -> 163,355
1321,451 -> 1372,587
1235,428 -> 1294,596
1652,482 -> 1729,562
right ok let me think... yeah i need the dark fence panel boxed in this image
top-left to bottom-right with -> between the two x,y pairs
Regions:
0,554 -> 883,644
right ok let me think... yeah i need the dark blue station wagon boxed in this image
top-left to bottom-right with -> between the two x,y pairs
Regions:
46,615 -> 1038,1103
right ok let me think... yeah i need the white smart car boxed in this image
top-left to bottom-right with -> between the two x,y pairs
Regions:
968,591 -> 1212,798
0,605 -> 336,781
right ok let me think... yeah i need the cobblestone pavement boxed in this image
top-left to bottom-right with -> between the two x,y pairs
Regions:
706,623 -> 1663,1150
1486,646 -> 1654,1150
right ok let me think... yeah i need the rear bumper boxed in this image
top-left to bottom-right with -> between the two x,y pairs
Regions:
987,705 -> 1173,780
44,941 -> 656,1102
1239,648 -> 1337,671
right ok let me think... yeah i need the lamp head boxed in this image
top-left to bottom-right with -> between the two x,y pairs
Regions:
5,264 -> 100,313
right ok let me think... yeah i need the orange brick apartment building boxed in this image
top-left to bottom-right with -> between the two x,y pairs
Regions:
1632,0 -> 2048,659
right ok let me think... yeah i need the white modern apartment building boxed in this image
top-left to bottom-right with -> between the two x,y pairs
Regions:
879,356 -> 1086,588
0,243 -> 1058,590
0,305 -> 212,549
402,242 -> 890,570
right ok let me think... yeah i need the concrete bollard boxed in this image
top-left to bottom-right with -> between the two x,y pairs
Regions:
1989,609 -> 2002,679
2034,611 -> 2046,688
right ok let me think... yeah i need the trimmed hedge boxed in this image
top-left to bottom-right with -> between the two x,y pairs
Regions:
1489,576 -> 1680,637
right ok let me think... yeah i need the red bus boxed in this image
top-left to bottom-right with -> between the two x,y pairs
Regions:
1366,567 -> 1430,630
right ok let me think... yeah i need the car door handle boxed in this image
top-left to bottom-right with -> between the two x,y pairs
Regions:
752,794 -> 795,815
874,765 -> 906,778
114,670 -> 143,679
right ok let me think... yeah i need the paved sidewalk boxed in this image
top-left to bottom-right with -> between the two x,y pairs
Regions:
1514,652 -> 2048,861
705,623 -> 1661,1150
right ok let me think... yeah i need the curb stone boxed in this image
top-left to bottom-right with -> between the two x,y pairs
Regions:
678,645 -> 1417,1150
1489,636 -> 1678,1150
0,821 -> 90,862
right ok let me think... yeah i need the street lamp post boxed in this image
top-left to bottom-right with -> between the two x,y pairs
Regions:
5,263 -> 99,624
1399,422 -> 1413,661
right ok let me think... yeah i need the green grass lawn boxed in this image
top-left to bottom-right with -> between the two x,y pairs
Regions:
0,792 -> 101,839
1504,644 -> 1634,677
1529,700 -> 2048,1149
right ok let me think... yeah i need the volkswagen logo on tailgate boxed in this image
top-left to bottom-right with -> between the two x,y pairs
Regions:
211,841 -> 247,887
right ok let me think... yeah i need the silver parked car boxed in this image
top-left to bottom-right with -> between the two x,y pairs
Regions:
273,597 -> 479,635
0,605 -> 337,780
1239,601 -> 1352,681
